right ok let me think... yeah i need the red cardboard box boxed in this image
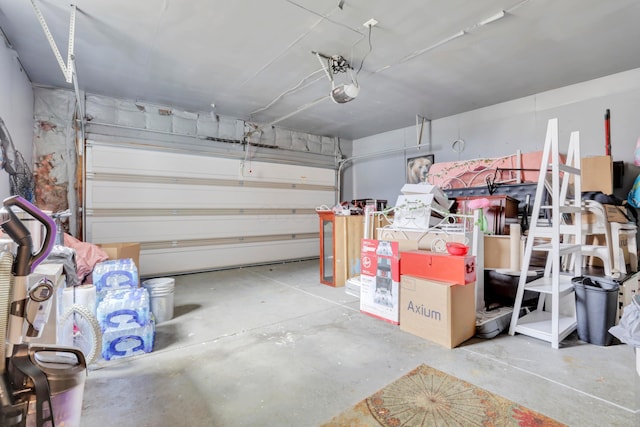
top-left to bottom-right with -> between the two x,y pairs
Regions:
400,276 -> 476,348
400,250 -> 475,284
360,239 -> 401,325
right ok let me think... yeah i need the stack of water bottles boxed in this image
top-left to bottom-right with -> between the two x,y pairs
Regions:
93,258 -> 155,360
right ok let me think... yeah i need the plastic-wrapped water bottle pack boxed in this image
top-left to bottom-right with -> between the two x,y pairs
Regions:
93,258 -> 155,360
93,258 -> 139,294
101,322 -> 155,360
97,287 -> 151,330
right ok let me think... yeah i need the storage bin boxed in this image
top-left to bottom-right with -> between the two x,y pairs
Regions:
573,276 -> 619,346
143,278 -> 175,324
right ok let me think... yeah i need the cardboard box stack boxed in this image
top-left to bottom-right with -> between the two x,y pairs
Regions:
399,249 -> 477,348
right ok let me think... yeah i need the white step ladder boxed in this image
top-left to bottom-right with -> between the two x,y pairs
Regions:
508,118 -> 582,349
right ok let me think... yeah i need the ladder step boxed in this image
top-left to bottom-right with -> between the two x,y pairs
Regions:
542,164 -> 581,175
532,225 -> 582,236
524,275 -> 575,296
560,206 -> 582,214
530,243 -> 582,255
512,310 -> 577,343
539,205 -> 582,214
558,164 -> 581,175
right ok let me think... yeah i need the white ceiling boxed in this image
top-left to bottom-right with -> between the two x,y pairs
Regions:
1,0 -> 640,140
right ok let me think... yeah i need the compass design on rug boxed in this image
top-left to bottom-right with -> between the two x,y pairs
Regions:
365,364 -> 549,427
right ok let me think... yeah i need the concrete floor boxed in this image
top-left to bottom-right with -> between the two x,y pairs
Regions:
81,260 -> 639,426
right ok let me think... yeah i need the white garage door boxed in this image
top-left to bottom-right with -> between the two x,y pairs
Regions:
85,139 -> 336,277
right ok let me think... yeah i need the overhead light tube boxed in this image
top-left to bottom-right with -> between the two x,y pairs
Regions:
478,10 -> 505,26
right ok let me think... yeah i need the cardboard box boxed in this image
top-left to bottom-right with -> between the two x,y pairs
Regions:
345,276 -> 361,298
400,276 -> 476,348
603,205 -> 629,223
582,156 -> 613,194
360,239 -> 401,324
617,272 -> 639,323
400,250 -> 476,284
393,194 -> 448,229
583,204 -> 630,224
483,235 -> 510,269
334,215 -> 365,287
97,242 -> 141,273
400,183 -> 450,208
483,235 -> 526,270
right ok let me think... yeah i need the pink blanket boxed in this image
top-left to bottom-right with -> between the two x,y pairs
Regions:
427,151 -> 550,189
64,233 -> 109,282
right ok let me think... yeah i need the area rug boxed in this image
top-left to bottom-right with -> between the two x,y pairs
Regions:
321,364 -> 566,426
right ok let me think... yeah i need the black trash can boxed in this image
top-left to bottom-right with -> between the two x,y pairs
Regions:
572,276 -> 619,346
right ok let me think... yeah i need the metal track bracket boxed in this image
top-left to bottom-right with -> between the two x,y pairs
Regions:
30,0 -> 76,83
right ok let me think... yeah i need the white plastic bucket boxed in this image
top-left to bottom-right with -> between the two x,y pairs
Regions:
142,278 -> 175,324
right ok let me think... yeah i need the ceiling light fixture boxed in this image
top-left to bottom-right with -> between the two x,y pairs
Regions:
374,9 -> 507,74
331,83 -> 360,104
478,10 -> 506,26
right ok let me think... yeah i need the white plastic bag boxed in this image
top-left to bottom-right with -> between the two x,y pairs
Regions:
609,295 -> 640,346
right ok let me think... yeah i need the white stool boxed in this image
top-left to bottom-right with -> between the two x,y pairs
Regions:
580,244 -> 626,277
581,200 -> 635,276
610,222 -> 637,273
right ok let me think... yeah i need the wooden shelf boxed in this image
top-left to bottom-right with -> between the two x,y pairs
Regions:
530,242 -> 582,256
513,310 -> 577,343
524,275 -> 575,297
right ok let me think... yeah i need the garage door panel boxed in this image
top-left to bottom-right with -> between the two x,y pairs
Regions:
86,181 -> 333,210
88,144 -> 335,185
140,240 -> 318,276
85,140 -> 335,276
89,214 -> 318,242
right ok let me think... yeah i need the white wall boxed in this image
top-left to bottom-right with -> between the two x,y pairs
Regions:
348,67 -> 640,204
0,39 -> 34,200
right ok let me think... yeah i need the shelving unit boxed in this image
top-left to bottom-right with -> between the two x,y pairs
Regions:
317,211 -> 387,287
317,211 -> 363,287
508,118 -> 583,348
